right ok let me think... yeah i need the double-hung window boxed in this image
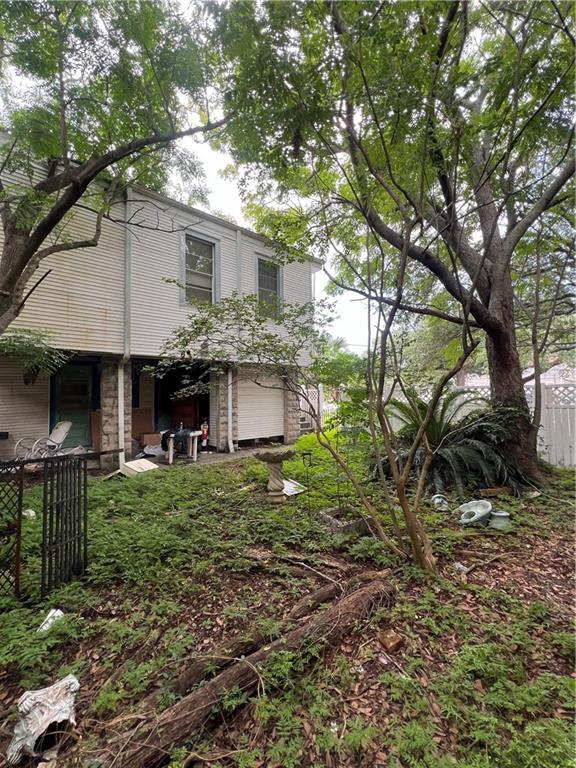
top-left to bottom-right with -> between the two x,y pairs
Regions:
258,258 -> 280,308
185,235 -> 213,304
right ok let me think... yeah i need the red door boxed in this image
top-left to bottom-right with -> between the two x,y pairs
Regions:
171,397 -> 199,430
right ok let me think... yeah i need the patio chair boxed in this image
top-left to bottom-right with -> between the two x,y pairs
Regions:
14,421 -> 72,460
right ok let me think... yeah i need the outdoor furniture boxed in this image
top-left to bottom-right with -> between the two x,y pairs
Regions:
166,430 -> 202,465
14,421 -> 72,460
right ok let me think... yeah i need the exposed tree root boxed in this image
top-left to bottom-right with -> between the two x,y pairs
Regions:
97,579 -> 395,768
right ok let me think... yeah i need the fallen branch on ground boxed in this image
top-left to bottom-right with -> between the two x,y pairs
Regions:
98,579 -> 395,768
170,581 -> 344,697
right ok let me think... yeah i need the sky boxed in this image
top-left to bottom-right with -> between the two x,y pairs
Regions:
186,139 -> 370,353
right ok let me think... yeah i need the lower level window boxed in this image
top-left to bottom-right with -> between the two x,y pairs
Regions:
186,235 -> 213,303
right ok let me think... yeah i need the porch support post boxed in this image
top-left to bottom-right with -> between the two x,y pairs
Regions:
283,370 -> 301,444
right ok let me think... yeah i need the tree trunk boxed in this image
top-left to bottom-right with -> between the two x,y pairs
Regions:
485,280 -> 541,479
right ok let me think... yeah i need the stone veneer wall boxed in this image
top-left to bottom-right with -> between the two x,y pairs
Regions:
283,374 -> 301,444
213,368 -> 238,451
100,358 -> 132,466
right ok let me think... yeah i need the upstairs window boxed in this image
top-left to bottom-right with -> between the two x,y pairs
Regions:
258,258 -> 280,308
185,235 -> 213,303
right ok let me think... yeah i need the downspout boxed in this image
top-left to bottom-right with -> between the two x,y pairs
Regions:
118,186 -> 132,466
227,229 -> 241,454
227,366 -> 234,453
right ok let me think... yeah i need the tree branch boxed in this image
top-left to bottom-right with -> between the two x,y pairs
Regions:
503,157 -> 575,255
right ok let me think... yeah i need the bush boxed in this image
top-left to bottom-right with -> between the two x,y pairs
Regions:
383,391 -> 530,493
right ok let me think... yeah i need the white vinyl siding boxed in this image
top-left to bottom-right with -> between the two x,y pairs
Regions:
129,197 -> 237,357
9,202 -> 125,354
237,376 -> 284,440
0,360 -> 49,460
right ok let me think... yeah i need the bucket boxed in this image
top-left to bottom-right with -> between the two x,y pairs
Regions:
489,510 -> 511,530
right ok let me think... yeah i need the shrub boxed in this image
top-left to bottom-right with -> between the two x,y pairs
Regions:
384,391 -> 530,493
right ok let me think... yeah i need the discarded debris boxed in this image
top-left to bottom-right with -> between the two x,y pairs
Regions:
480,486 -> 512,498
379,629 -> 405,653
318,507 -> 374,535
37,609 -> 64,633
458,500 -> 492,527
283,478 -> 306,496
22,508 -> 36,519
141,444 -> 164,458
430,493 -> 449,510
488,510 -> 511,530
6,674 -> 80,765
104,458 -> 159,480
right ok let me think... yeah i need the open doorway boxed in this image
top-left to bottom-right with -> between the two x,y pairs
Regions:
51,361 -> 99,448
154,363 -> 210,432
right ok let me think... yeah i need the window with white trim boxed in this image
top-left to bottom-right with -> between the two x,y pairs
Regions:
185,235 -> 213,303
258,258 -> 279,307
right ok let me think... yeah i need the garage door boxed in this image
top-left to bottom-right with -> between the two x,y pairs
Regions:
237,376 -> 285,440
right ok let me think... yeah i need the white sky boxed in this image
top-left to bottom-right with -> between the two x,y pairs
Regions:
188,139 -> 370,352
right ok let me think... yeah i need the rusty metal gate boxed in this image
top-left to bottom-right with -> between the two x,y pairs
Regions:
41,455 -> 88,596
0,462 -> 24,598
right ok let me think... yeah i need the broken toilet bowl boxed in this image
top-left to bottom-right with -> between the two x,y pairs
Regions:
458,500 -> 492,527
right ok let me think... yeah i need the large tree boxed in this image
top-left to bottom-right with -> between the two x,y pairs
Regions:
0,0 -> 225,334
211,0 -> 574,476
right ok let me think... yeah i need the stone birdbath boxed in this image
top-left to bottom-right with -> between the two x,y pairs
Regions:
255,449 -> 295,504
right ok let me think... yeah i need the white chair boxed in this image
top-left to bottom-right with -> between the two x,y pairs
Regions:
14,421 -> 72,460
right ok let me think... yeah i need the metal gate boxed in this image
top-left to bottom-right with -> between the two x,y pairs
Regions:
0,462 -> 24,598
41,455 -> 88,596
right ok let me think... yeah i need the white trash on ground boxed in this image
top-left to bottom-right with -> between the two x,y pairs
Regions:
22,509 -> 36,519
6,675 -> 80,765
458,500 -> 492,527
142,444 -> 165,457
37,609 -> 65,633
283,478 -> 306,496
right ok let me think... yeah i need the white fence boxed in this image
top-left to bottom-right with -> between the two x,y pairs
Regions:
303,382 -> 575,467
460,383 -> 576,468
299,385 -> 324,432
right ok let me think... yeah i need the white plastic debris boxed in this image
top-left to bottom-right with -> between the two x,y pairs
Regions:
430,493 -> 449,511
488,510 -> 511,530
6,675 -> 80,765
142,444 -> 165,457
283,478 -> 306,496
37,609 -> 65,633
22,509 -> 36,519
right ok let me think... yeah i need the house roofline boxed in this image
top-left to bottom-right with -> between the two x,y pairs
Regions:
130,183 -> 324,268
0,130 -> 323,269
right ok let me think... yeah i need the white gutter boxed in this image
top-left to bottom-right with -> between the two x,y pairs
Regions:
117,361 -> 125,466
227,367 -> 234,453
118,187 -> 132,466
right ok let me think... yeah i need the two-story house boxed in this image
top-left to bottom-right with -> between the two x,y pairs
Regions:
0,183 -> 320,461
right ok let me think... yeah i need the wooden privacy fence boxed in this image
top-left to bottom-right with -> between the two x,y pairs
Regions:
458,382 -> 576,468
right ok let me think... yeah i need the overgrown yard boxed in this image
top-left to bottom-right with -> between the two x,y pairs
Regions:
0,434 -> 574,768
